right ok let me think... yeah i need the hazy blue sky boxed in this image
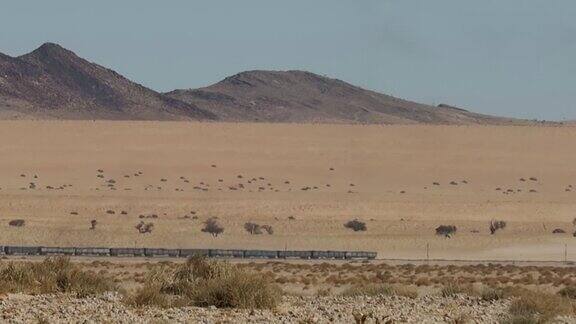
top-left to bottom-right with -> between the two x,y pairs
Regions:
1,1 -> 575,120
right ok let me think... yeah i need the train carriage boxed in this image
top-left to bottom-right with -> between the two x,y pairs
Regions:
179,249 -> 210,258
277,250 -> 312,259
74,247 -> 111,256
311,250 -> 347,259
144,248 -> 180,257
244,250 -> 278,259
345,251 -> 377,260
109,248 -> 145,257
40,247 -> 75,255
4,246 -> 42,255
209,249 -> 245,258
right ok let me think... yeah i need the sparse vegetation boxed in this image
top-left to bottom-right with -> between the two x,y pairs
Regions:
244,222 -> 273,235
489,220 -> 507,234
136,221 -> 154,234
344,219 -> 367,232
558,286 -> 576,299
8,219 -> 25,227
435,225 -> 457,237
440,283 -> 471,297
0,257 -> 115,297
505,288 -> 574,323
202,217 -> 224,237
342,284 -> 417,298
124,256 -> 281,309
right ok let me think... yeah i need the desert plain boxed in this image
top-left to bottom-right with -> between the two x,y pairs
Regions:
0,121 -> 575,262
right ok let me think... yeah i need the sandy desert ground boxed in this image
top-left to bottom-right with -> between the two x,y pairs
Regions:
0,121 -> 575,261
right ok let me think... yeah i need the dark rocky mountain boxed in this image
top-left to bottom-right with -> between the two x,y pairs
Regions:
166,70 -> 529,125
0,43 -> 532,124
0,43 -> 216,120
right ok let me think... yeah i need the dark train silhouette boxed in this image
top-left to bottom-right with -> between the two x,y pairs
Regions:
0,246 -> 376,260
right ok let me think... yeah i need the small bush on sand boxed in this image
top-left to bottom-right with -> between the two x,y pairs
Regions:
504,288 -> 574,323
244,223 -> 274,235
558,286 -> 576,299
440,283 -> 472,297
480,287 -> 504,301
489,220 -> 507,234
261,225 -> 274,235
202,218 -> 224,237
124,256 -> 281,309
344,219 -> 367,232
342,284 -> 417,298
136,221 -> 154,234
0,257 -> 115,297
123,285 -> 170,308
435,225 -> 457,237
244,222 -> 263,235
8,219 -> 25,227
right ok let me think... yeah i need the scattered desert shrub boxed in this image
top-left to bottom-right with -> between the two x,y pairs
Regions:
244,222 -> 262,235
136,221 -> 154,234
552,228 -> 566,234
344,219 -> 367,232
8,219 -> 25,227
90,219 -> 97,230
262,225 -> 274,234
490,220 -> 507,234
440,283 -> 472,297
480,287 -> 504,301
124,256 -> 281,309
123,285 -> 170,308
505,288 -> 574,323
342,284 -> 417,298
244,223 -> 274,235
202,217 -> 224,237
435,225 -> 457,237
0,257 -> 115,297
558,286 -> 576,299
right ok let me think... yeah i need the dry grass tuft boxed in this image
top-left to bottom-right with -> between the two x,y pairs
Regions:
503,287 -> 575,323
124,256 -> 281,309
341,284 -> 417,298
0,257 -> 115,297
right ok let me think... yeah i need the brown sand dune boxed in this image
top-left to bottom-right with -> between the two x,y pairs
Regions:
0,121 -> 575,261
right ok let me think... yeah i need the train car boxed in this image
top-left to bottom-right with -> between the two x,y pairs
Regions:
0,246 -> 4,255
347,251 -> 377,260
244,250 -> 278,259
4,246 -> 42,255
40,247 -> 75,255
277,250 -> 312,259
311,250 -> 347,259
179,249 -> 210,258
144,248 -> 180,257
74,247 -> 111,256
366,252 -> 377,260
109,248 -> 145,257
209,249 -> 245,258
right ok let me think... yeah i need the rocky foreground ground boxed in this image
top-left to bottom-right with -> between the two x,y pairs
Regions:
0,292 -> 555,324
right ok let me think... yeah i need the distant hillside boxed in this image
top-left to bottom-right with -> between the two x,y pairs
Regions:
0,43 -> 216,120
0,43 -> 535,124
166,70 -> 529,125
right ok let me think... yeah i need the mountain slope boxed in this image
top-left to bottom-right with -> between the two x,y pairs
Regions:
0,43 -> 216,120
166,70 -> 527,125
